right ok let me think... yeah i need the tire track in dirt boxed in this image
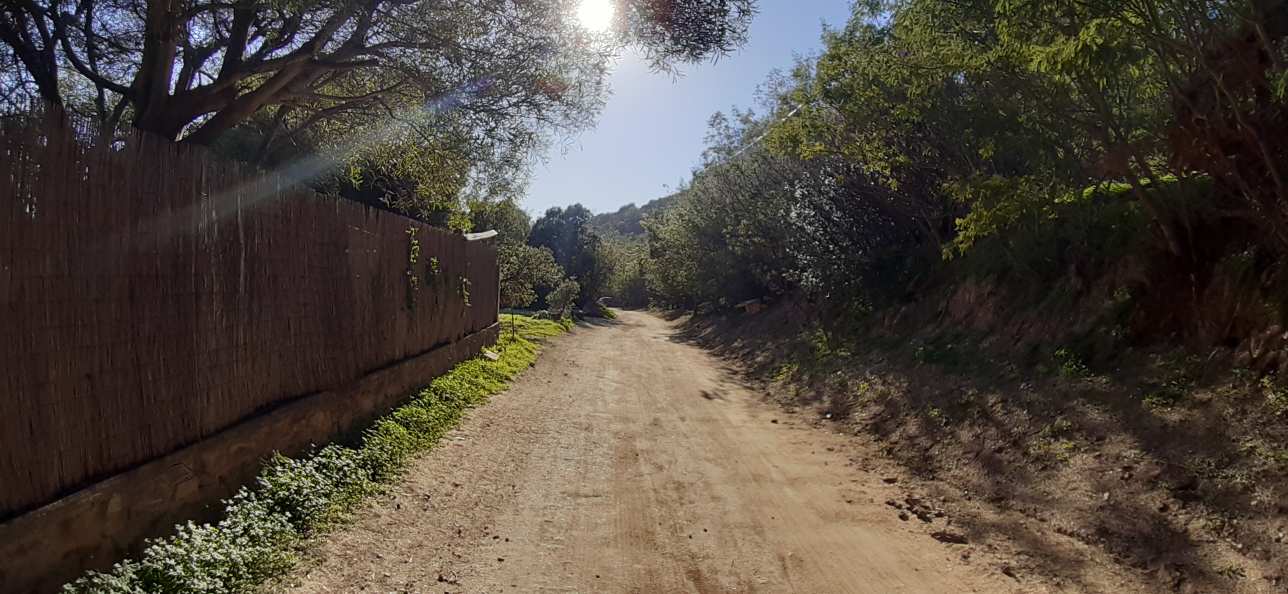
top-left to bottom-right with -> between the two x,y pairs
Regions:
274,310 -> 1023,593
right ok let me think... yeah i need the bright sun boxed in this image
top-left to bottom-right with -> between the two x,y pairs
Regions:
576,0 -> 614,32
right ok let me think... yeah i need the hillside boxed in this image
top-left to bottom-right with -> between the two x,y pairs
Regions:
588,193 -> 678,237
585,1 -> 1288,590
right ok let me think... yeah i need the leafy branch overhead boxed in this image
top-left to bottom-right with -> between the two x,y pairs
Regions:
1,0 -> 755,147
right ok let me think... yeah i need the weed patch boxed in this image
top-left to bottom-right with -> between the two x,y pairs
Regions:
1142,381 -> 1187,409
62,315 -> 567,594
1053,347 -> 1090,379
1261,376 -> 1288,415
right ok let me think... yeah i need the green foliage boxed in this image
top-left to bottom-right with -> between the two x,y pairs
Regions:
457,274 -> 472,307
588,194 -> 679,237
6,0 -> 758,224
126,504 -> 295,594
643,110 -> 810,308
1142,382 -> 1187,409
530,205 -> 615,307
1141,352 -> 1203,409
498,244 -> 564,310
358,418 -> 419,483
591,203 -> 649,236
1028,436 -> 1079,464
1053,348 -> 1090,379
601,235 -> 651,308
256,447 -> 375,531
1261,377 -> 1288,415
468,199 -> 533,245
473,199 -> 617,314
547,279 -> 582,317
1027,416 -> 1080,463
1217,564 -> 1248,581
626,0 -> 1288,348
333,133 -> 477,229
530,205 -> 595,271
61,316 -> 567,594
1039,418 -> 1075,439
772,362 -> 800,383
405,227 -> 422,309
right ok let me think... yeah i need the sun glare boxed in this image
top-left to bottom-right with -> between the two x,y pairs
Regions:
576,0 -> 614,32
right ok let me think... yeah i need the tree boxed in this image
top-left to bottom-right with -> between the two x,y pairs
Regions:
498,244 -> 564,310
530,204 -> 594,266
468,198 -> 533,245
530,203 -> 613,305
617,0 -> 755,70
325,128 -> 476,228
472,198 -> 567,310
1,0 -> 756,146
602,234 -> 650,307
546,277 -> 581,317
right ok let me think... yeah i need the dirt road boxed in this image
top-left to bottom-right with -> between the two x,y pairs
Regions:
279,310 -> 1019,593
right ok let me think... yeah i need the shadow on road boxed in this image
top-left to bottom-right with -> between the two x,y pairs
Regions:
659,306 -> 1284,594
575,315 -> 623,329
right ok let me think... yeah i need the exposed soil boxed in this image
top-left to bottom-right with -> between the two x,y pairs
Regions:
677,303 -> 1288,594
269,310 -> 1038,593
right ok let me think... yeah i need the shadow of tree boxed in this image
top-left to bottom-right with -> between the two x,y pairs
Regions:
667,308 -> 1288,593
574,315 -> 624,329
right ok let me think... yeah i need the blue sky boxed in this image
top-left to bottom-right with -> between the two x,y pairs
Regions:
522,1 -> 855,216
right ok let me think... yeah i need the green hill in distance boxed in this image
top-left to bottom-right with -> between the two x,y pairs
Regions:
589,193 -> 678,237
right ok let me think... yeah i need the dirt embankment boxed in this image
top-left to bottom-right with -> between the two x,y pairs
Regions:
270,310 -> 1035,593
678,302 -> 1288,593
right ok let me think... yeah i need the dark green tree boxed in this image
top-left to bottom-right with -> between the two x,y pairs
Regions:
530,204 -> 612,306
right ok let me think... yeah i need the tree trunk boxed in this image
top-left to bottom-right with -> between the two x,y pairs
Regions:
131,0 -> 184,138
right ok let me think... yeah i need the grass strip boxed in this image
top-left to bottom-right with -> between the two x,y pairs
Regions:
63,315 -> 570,594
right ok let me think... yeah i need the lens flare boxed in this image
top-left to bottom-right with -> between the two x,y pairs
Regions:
108,76 -> 498,251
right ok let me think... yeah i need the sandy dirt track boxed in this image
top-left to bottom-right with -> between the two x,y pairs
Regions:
278,310 -> 1022,593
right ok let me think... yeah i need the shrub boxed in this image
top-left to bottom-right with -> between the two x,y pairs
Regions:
1053,348 -> 1090,378
129,497 -> 297,594
1142,381 -> 1187,409
547,278 -> 580,318
255,446 -> 374,531
358,418 -> 419,482
1261,376 -> 1288,415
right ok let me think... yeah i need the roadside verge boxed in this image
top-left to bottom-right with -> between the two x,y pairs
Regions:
58,315 -> 569,594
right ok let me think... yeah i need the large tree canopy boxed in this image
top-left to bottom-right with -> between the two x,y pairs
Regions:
530,203 -> 614,305
0,0 -> 754,145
